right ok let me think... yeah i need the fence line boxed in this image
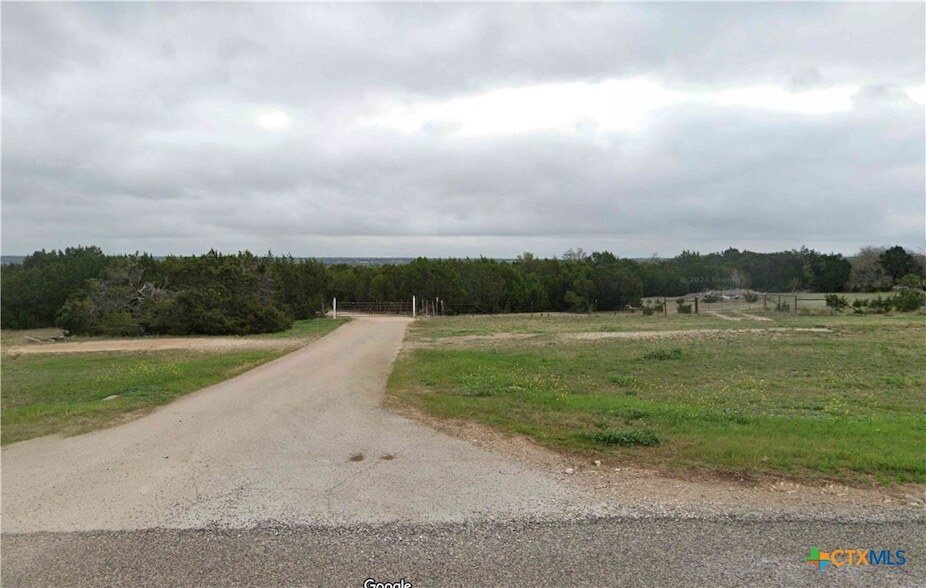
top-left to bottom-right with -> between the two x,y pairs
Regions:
333,300 -> 414,315
653,294 -> 849,315
332,293 -> 863,318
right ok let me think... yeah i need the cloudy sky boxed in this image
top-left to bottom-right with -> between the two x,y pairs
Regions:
2,2 -> 924,258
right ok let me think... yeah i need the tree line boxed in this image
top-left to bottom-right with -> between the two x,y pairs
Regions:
1,245 -> 922,335
2,248 -> 327,335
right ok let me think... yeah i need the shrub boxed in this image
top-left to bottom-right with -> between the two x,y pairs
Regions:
96,311 -> 144,337
892,289 -> 926,312
743,291 -> 759,303
852,299 -> 868,308
677,302 -> 693,314
868,296 -> 893,313
825,294 -> 849,311
775,301 -> 791,313
56,297 -> 96,335
897,274 -> 925,289
701,293 -> 721,303
582,429 -> 661,447
641,302 -> 655,316
56,300 -> 144,337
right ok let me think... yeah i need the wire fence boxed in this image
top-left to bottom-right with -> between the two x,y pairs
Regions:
644,294 -> 863,315
333,300 -> 414,315
333,292 -> 883,318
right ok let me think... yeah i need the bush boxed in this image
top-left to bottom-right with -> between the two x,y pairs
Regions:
641,302 -> 656,316
892,289 -> 926,312
701,293 -> 721,303
582,429 -> 661,447
743,291 -> 759,303
56,299 -> 144,337
825,294 -> 849,311
56,297 -> 96,335
868,296 -> 893,313
96,312 -> 144,337
775,301 -> 791,313
897,274 -> 925,289
677,302 -> 693,314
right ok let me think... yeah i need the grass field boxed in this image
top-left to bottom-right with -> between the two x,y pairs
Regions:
1,317 -> 345,346
389,311 -> 926,485
1,319 -> 346,444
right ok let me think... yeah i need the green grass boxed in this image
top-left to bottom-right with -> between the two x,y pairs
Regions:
0,318 -> 347,444
409,312 -> 757,340
389,313 -> 926,485
252,318 -> 348,339
1,318 -> 348,346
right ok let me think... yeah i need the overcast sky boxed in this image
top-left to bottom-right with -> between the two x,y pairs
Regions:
2,2 -> 924,258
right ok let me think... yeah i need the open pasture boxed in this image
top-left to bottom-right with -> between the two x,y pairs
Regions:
390,312 -> 926,485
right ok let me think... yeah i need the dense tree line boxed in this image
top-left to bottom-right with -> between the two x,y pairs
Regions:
2,249 -> 327,335
1,246 -> 108,329
326,247 -> 873,313
1,245 -> 922,334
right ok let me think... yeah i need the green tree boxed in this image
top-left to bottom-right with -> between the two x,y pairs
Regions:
879,246 -> 922,283
1,246 -> 108,328
805,252 -> 851,292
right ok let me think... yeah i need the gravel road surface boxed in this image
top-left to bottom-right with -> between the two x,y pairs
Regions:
2,317 -> 605,532
3,316 -> 923,586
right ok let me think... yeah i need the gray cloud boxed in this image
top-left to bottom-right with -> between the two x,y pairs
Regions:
2,2 -> 924,258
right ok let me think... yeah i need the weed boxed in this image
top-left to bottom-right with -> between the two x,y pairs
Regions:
609,374 -> 640,387
640,347 -> 683,361
582,429 -> 661,446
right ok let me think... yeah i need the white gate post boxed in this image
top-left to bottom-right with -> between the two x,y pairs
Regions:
333,297 -> 337,319
412,295 -> 416,318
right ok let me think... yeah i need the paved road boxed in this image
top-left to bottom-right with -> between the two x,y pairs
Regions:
3,316 -> 923,586
4,519 -> 923,587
